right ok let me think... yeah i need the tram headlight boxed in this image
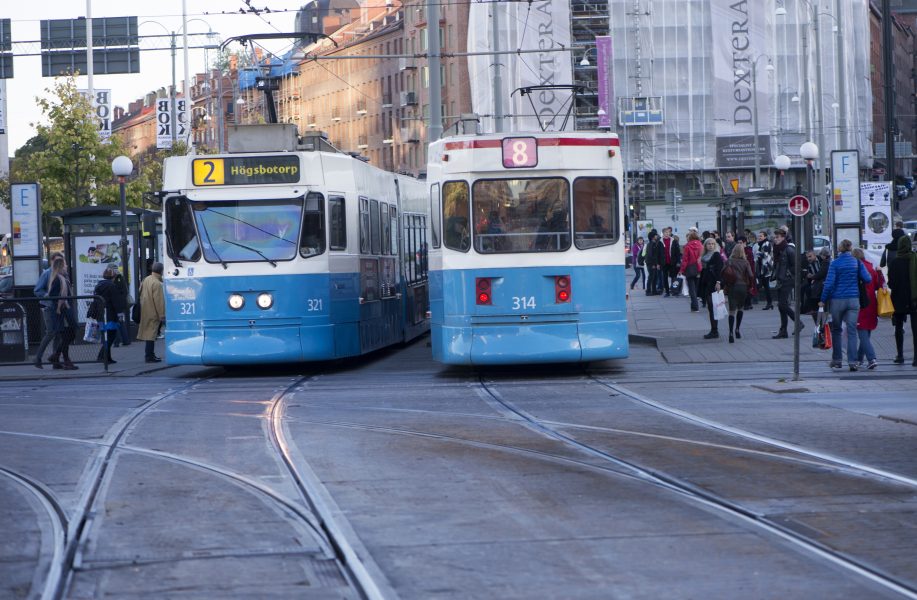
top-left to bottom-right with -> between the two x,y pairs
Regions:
256,292 -> 273,310
228,293 -> 245,310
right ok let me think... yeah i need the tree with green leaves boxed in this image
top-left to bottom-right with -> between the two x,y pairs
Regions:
10,76 -> 138,213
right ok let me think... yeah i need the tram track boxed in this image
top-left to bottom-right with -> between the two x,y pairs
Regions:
268,376 -> 397,600
1,374 -> 384,599
475,376 -> 917,599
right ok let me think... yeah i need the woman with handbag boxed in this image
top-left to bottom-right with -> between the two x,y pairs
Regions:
887,234 -> 917,366
699,237 -> 724,339
819,239 -> 871,371
721,245 -> 755,343
851,248 -> 883,369
93,268 -> 127,364
46,257 -> 78,370
679,230 -> 703,312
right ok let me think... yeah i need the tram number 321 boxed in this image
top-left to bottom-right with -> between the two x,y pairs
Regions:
512,296 -> 536,310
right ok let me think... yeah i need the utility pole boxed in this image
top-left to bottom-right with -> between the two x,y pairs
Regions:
170,32 -> 177,145
182,0 -> 192,150
752,61 -> 761,187
427,0 -> 443,143
491,3 -> 504,133
881,0 -> 897,202
812,3 -> 828,236
835,0 -> 848,149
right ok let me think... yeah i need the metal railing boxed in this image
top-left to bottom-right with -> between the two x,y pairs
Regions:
0,295 -> 133,371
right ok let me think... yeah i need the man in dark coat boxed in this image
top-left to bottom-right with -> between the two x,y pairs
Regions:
645,229 -> 663,296
881,223 -> 907,269
888,235 -> 917,365
771,228 -> 800,338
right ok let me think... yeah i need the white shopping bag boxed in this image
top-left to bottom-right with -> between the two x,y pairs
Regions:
712,290 -> 728,320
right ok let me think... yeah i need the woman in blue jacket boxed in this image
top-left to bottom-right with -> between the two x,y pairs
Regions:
819,239 -> 871,371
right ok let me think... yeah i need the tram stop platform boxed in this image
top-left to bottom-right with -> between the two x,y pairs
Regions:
0,339 -> 170,381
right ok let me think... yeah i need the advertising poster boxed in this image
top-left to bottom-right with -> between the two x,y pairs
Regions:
860,182 -> 893,249
10,183 -> 41,258
636,220 -> 654,241
596,35 -> 612,129
74,235 -> 132,320
156,97 -> 188,149
831,150 -> 860,224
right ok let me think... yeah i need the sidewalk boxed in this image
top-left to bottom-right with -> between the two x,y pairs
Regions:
0,339 -> 170,380
626,271 -> 907,365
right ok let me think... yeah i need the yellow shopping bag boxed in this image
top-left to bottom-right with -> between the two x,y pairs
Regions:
877,287 -> 894,318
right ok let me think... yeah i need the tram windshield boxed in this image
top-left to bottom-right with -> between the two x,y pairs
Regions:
471,178 -> 570,253
192,199 -> 302,264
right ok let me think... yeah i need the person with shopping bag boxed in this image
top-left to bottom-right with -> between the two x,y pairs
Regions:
699,237 -> 725,339
819,239 -> 871,371
852,248 -> 884,369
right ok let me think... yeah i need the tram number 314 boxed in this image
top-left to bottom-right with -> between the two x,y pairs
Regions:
512,296 -> 536,310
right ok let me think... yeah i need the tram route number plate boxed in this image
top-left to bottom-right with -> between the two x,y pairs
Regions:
502,137 -> 538,169
192,155 -> 301,186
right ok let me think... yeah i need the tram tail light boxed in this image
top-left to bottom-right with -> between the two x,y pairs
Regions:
475,277 -> 492,305
555,275 -> 571,303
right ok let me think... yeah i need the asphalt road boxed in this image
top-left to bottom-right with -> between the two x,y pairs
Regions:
0,337 -> 915,599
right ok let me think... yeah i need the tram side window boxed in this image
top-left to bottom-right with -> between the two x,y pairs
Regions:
430,183 -> 441,248
329,196 -> 346,251
359,197 -> 370,254
402,213 -> 428,284
381,202 -> 391,255
165,197 -> 201,261
442,180 -> 470,252
300,192 -> 326,258
389,206 -> 398,255
573,177 -> 619,250
370,199 -> 381,255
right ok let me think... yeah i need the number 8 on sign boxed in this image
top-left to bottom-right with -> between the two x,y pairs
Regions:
502,137 -> 538,168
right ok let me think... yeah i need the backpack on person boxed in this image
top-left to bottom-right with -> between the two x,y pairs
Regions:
86,296 -> 105,321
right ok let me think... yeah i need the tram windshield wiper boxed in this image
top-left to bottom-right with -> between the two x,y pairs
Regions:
221,239 -> 277,267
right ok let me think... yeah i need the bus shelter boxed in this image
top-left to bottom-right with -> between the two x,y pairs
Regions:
49,206 -> 162,304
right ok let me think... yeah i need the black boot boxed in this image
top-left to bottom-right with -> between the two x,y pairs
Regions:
704,326 -> 719,339
894,327 -> 905,363
735,311 -> 744,339
728,315 -> 735,343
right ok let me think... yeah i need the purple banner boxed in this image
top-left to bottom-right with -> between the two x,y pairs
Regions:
596,36 -> 612,128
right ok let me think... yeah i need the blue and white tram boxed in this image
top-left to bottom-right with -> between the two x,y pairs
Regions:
160,128 -> 429,365
426,132 -> 628,365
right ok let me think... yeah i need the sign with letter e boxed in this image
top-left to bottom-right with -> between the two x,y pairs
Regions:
10,183 -> 41,258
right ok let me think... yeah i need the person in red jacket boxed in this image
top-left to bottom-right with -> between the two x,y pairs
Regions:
679,230 -> 703,312
852,248 -> 884,369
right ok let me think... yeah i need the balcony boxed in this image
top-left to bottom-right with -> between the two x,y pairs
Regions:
399,57 -> 416,71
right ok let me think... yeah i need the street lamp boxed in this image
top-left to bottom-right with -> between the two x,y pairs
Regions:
111,156 -> 134,292
793,141 -> 818,381
736,58 -> 774,187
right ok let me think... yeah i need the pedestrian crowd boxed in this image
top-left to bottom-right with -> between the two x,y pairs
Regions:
32,254 -> 166,369
630,221 -> 917,370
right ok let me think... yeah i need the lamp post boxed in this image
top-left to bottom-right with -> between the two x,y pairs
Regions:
112,156 -> 134,291
795,141 -> 818,381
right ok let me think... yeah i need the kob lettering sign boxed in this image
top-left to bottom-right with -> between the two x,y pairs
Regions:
156,97 -> 189,149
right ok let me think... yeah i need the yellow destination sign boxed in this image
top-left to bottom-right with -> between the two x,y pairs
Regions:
192,155 -> 300,186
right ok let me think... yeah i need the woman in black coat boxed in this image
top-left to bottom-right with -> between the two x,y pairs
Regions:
888,235 -> 917,365
93,268 -> 128,363
698,237 -> 724,339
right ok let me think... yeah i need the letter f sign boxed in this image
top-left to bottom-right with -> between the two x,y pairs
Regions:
842,156 -> 850,172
